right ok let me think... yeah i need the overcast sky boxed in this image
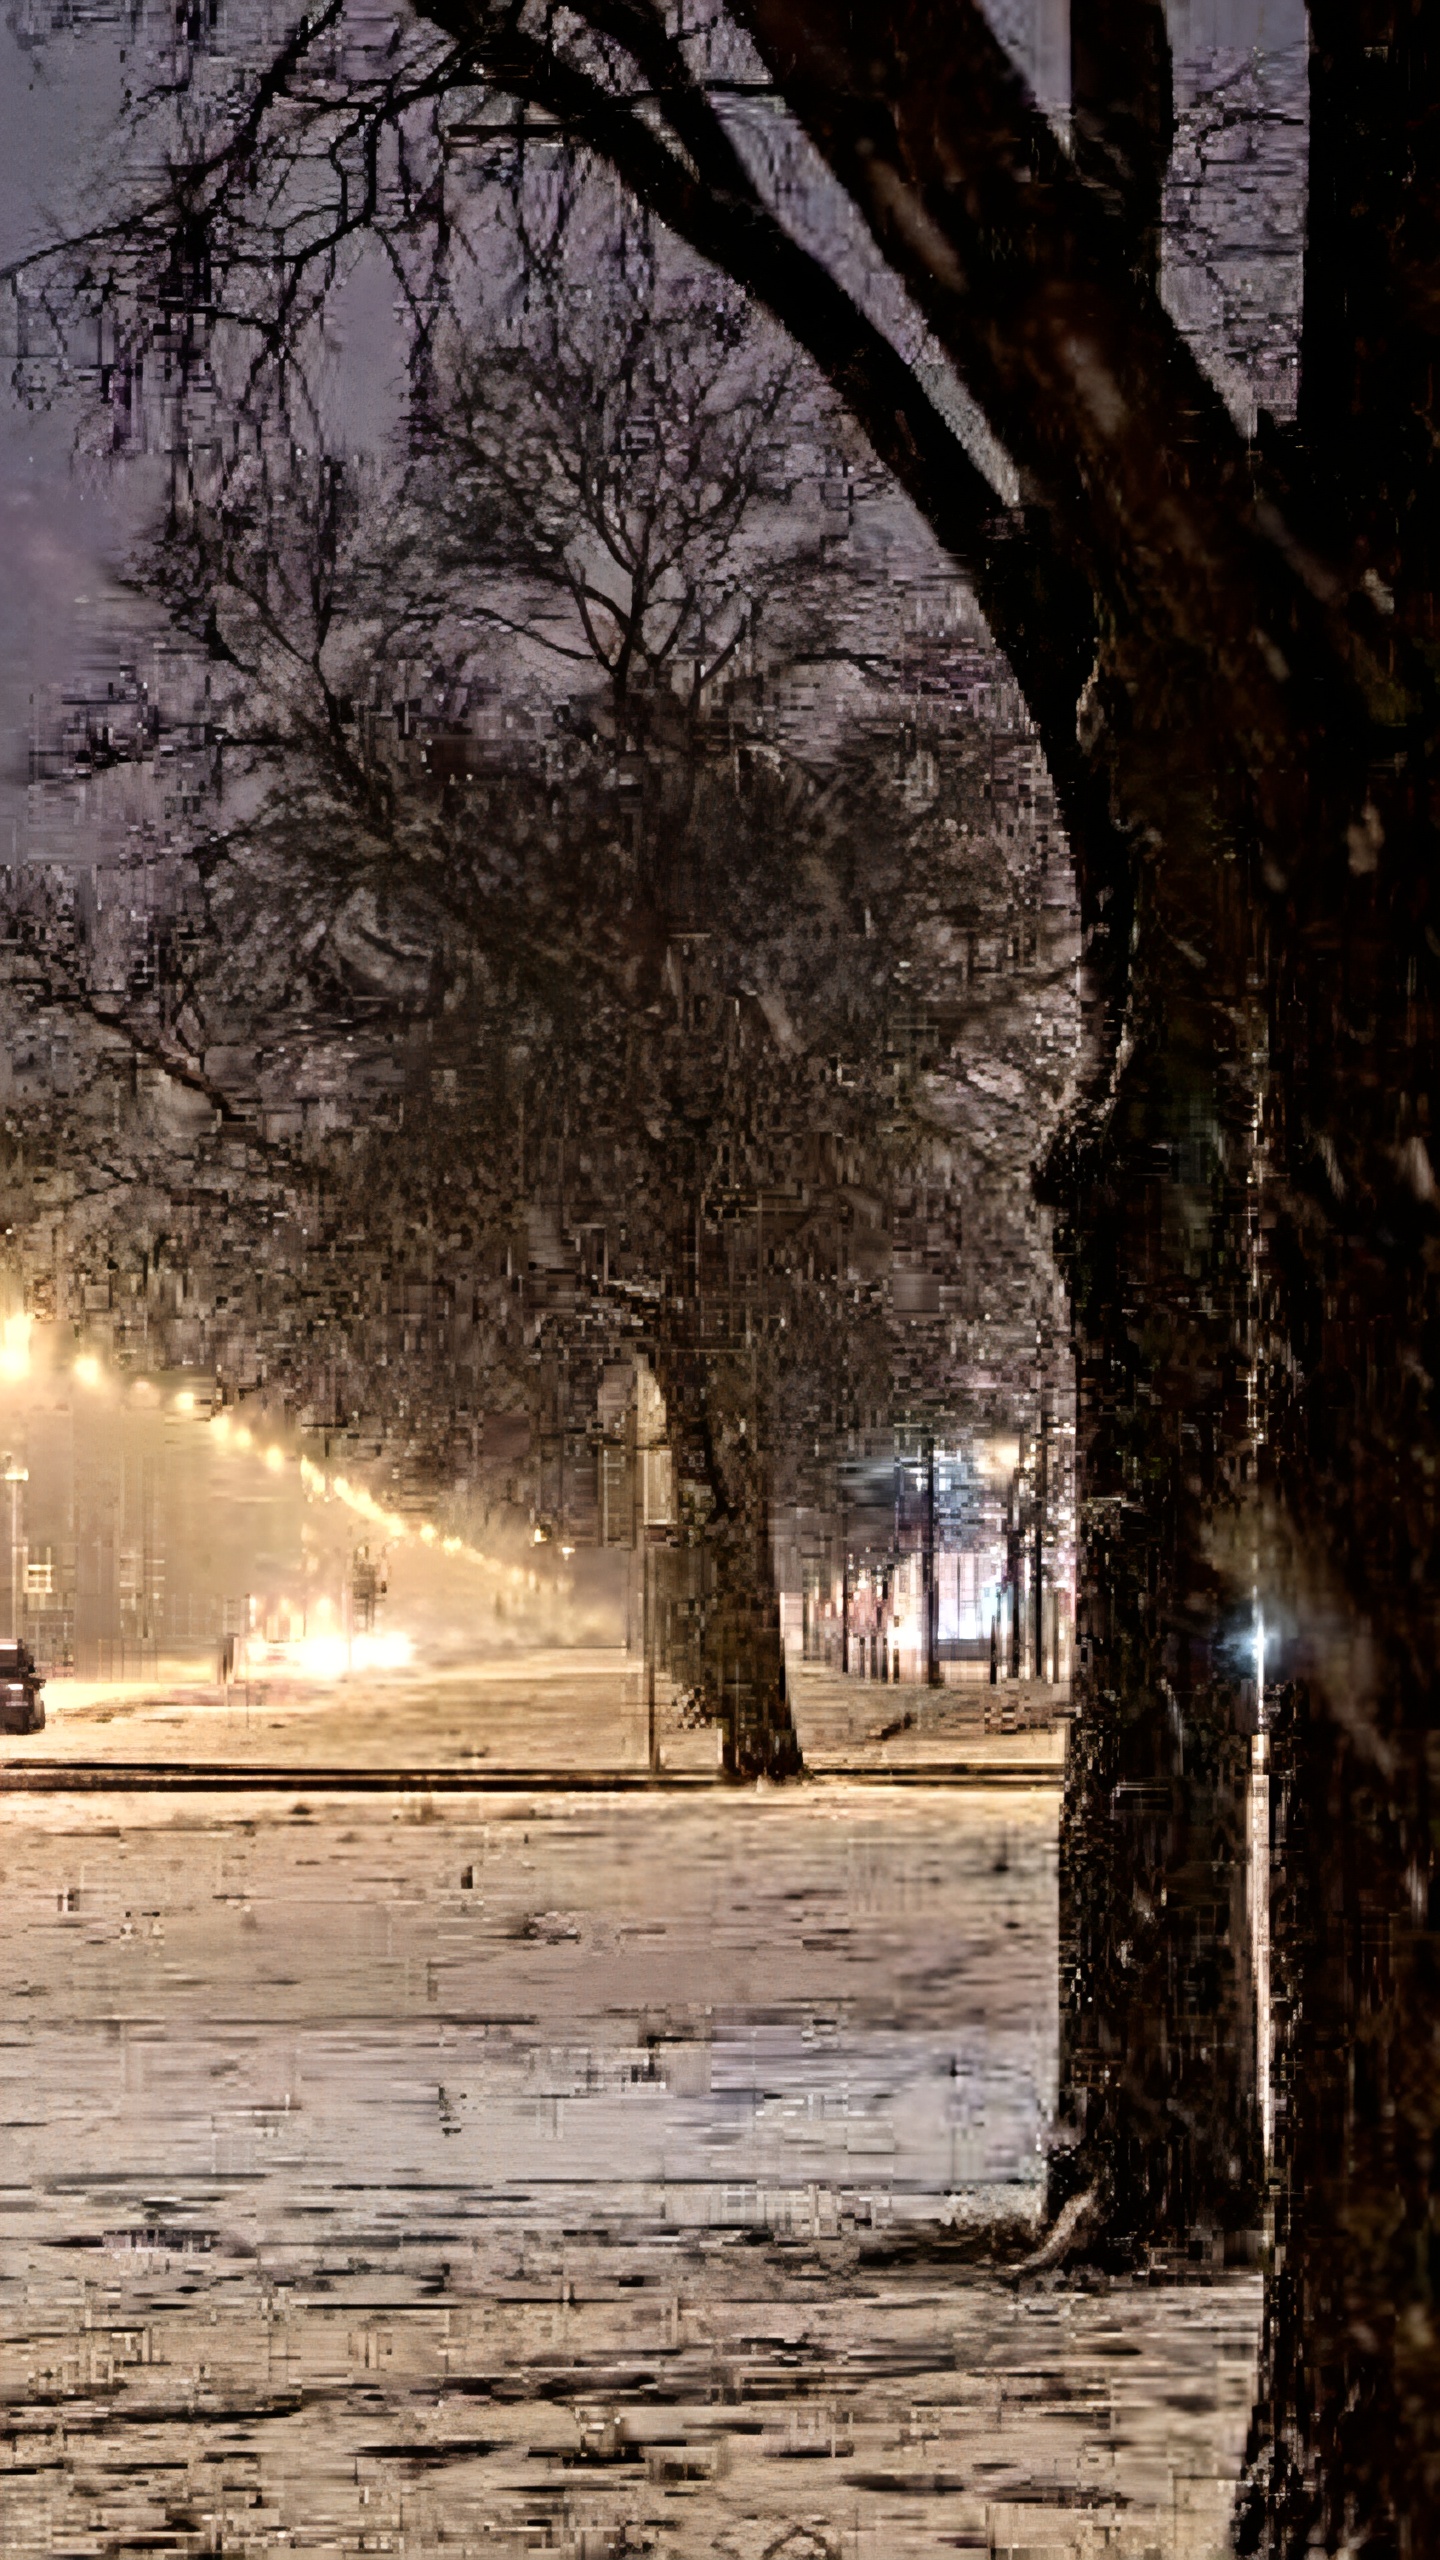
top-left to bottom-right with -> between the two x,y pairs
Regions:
0,14 -> 131,849
0,0 -> 1308,858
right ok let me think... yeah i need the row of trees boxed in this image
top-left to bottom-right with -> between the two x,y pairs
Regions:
3,192 -> 1075,1772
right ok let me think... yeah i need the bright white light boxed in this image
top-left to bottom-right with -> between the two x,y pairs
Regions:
352,1629 -> 413,1672
237,1625 -> 414,1682
74,1353 -> 103,1391
264,1444 -> 285,1475
296,1633 -> 350,1680
174,1389 -> 196,1415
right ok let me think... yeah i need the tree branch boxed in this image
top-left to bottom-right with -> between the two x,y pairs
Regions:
1070,0 -> 1174,283
727,0 -> 1397,858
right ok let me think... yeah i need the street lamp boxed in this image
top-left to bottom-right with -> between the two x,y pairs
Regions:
3,1456 -> 29,1641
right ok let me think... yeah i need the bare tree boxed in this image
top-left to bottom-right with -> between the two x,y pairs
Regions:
11,268 -> 1068,1776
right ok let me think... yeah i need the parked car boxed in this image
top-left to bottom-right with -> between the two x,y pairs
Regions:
0,1638 -> 45,1733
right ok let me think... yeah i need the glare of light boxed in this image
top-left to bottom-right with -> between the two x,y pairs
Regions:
298,1460 -> 521,1582
976,1437 -> 1021,1482
233,1425 -> 253,1451
352,1629 -> 413,1672
532,1526 -> 546,1545
237,1625 -> 413,1682
210,1412 -> 231,1441
264,1444 -> 285,1475
174,1389 -> 196,1414
0,1316 -> 32,1381
74,1353 -> 103,1391
296,1633 -> 350,1680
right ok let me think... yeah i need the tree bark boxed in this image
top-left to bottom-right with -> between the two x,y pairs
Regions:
651,1317 -> 803,1781
1047,969 -> 1263,2255
1230,796 -> 1440,2545
1233,1679 -> 1440,2556
1226,15 -> 1440,2542
1070,0 -> 1174,283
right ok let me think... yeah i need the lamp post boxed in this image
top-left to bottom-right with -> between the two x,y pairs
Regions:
3,1456 -> 29,1641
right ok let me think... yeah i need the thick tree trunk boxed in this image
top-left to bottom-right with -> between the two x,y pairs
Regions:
1234,1679 -> 1440,2557
1232,835 -> 1440,2550
1047,971 -> 1263,2257
651,1319 -> 803,1783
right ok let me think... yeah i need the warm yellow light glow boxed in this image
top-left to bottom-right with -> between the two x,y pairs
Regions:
239,1626 -> 414,1683
264,1444 -> 285,1474
233,1426 -> 253,1451
174,1389 -> 196,1414
210,1412 -> 231,1440
976,1438 -> 1022,1482
0,1315 -> 32,1381
297,1452 -> 524,1582
74,1353 -> 103,1391
354,1629 -> 413,1672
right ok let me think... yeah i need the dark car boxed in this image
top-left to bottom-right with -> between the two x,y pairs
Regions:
0,1638 -> 45,1733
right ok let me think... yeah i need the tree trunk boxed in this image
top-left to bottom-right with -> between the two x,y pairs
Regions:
1047,976 -> 1263,2256
651,1319 -> 803,1783
1233,1676 -> 1440,2556
1232,819 -> 1440,2550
